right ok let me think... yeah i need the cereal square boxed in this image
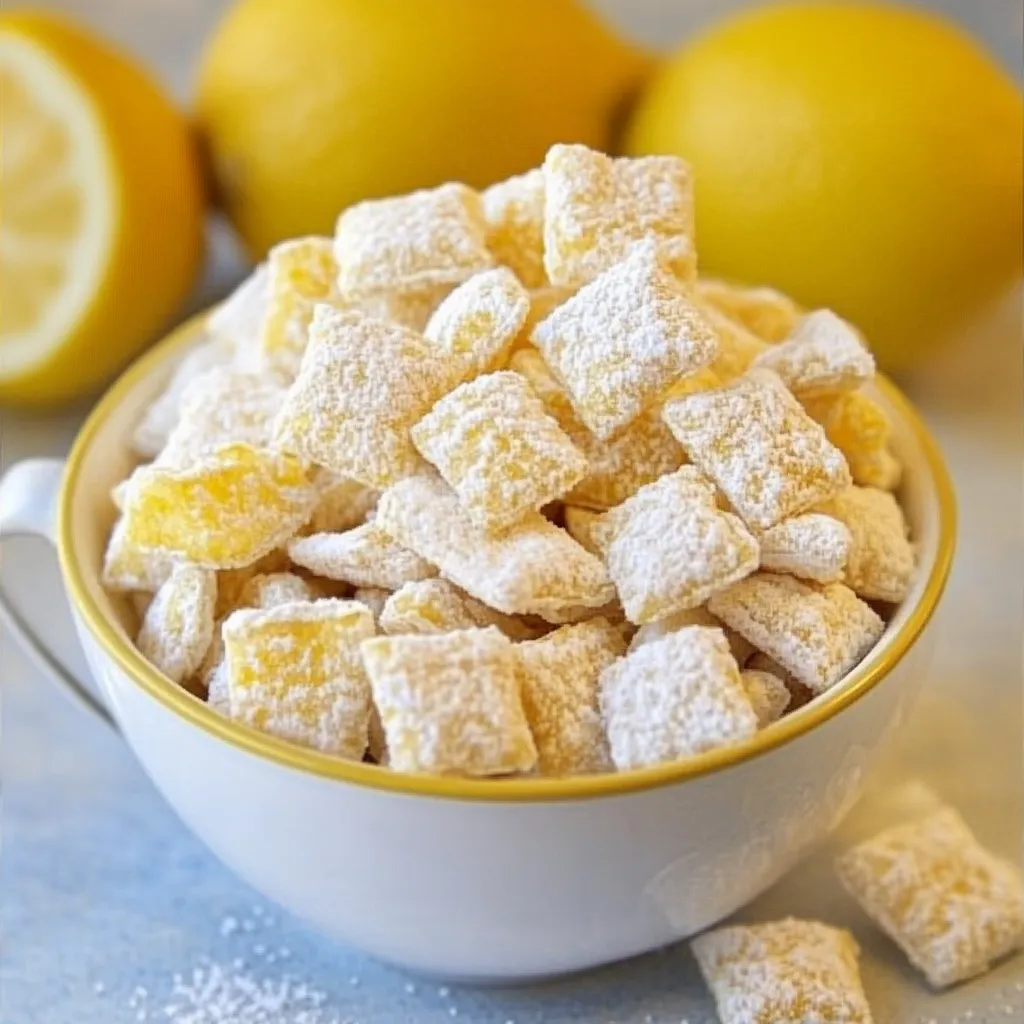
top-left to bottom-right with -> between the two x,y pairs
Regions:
102,515 -> 176,593
224,598 -> 376,758
691,918 -> 873,1024
481,169 -> 547,288
361,627 -> 537,775
740,669 -> 792,727
601,467 -> 760,625
288,523 -> 437,590
693,299 -> 770,384
836,807 -> 1024,988
694,277 -> 802,343
708,573 -> 884,694
542,143 -> 695,289
411,371 -> 588,533
238,571 -> 314,609
356,281 -> 454,332
334,183 -> 493,295
375,473 -> 614,622
628,605 -> 754,666
758,512 -> 852,583
816,487 -> 915,602
136,564 -> 216,684
206,263 -> 269,354
531,240 -> 718,440
379,578 -> 478,636
754,309 -> 875,398
272,305 -> 457,488
516,618 -> 624,776
662,368 -> 851,529
600,626 -> 757,769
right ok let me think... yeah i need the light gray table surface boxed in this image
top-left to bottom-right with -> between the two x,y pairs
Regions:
3,3 -> 1021,1022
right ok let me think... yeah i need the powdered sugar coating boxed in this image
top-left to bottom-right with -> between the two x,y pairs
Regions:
379,579 -> 479,636
356,281 -> 453,333
754,309 -> 875,398
272,305 -> 457,488
698,301 -> 770,384
691,917 -> 873,1024
628,605 -> 753,666
759,512 -> 852,583
601,467 -> 760,625
307,473 -> 378,534
424,267 -> 530,381
517,619 -> 624,776
481,169 -> 547,288
102,515 -> 177,592
741,669 -> 792,727
224,598 -> 376,758
121,443 -> 316,571
287,523 -> 437,591
601,626 -> 756,770
663,368 -> 851,530
411,371 -> 587,533
836,807 -> 1024,988
334,182 -> 493,295
136,564 -> 216,684
532,240 -> 718,440
708,573 -> 884,694
542,144 -> 695,289
239,571 -> 313,609
375,473 -> 614,622
206,263 -> 269,355
694,277 -> 802,343
361,627 -> 537,776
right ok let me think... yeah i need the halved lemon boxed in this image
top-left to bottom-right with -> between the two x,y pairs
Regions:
0,12 -> 204,406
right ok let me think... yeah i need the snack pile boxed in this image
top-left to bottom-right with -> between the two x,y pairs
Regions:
104,142 -> 916,780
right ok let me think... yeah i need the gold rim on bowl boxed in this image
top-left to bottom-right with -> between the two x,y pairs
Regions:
57,311 -> 957,803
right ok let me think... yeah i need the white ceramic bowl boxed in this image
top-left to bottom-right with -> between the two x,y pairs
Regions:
0,314 -> 955,981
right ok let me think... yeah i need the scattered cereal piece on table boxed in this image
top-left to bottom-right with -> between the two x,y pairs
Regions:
709,573 -> 884,694
288,523 -> 437,591
335,183 -> 492,295
136,564 -> 216,685
836,807 -> 1024,988
663,368 -> 851,530
206,263 -> 269,356
224,598 -> 376,758
691,918 -> 873,1024
517,618 -> 624,776
102,516 -> 176,593
375,473 -> 614,622
694,277 -> 802,343
307,473 -> 379,534
816,486 -> 915,602
758,512 -> 852,583
379,579 -> 479,636
411,371 -> 587,533
562,505 -> 607,557
121,443 -> 316,570
272,306 -> 457,488
542,143 -> 695,289
601,626 -> 756,769
361,627 -> 536,776
481,168 -> 547,288
600,467 -> 759,625
740,669 -> 791,727
532,239 -> 718,440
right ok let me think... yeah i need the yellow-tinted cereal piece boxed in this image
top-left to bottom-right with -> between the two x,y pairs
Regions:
691,918 -> 873,1024
481,168 -> 547,288
136,564 -> 217,684
836,807 -> 1024,989
423,267 -> 530,381
562,505 -> 607,557
708,573 -> 884,694
379,579 -> 478,636
663,369 -> 851,530
272,306 -> 457,488
542,143 -> 695,289
239,571 -> 313,609
361,627 -> 537,776
259,236 -> 341,380
754,309 -> 875,398
206,263 -> 268,356
214,549 -> 292,620
224,598 -> 376,758
102,516 -> 176,593
516,618 -> 624,776
308,473 -> 379,534
121,443 -> 316,570
697,301 -> 770,384
356,282 -> 453,333
288,523 -> 437,591
694,277 -> 802,343
601,468 -> 759,625
513,286 -> 576,352
411,371 -> 587,533
375,474 -> 614,622
740,668 -> 791,727
816,486 -> 915,602
532,240 -> 718,440
600,626 -> 757,770
627,605 -> 753,666
334,182 -> 493,295
758,512 -> 852,584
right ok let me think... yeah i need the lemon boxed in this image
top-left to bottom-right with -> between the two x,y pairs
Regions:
625,2 -> 1022,371
196,0 -> 650,259
0,12 -> 204,405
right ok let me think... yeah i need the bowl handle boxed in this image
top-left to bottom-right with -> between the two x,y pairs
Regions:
0,459 -> 117,730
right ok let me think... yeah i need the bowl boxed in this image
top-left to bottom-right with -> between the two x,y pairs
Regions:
0,312 -> 955,981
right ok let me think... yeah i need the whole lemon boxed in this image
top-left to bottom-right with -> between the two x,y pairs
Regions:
625,2 -> 1022,371
196,0 -> 650,259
